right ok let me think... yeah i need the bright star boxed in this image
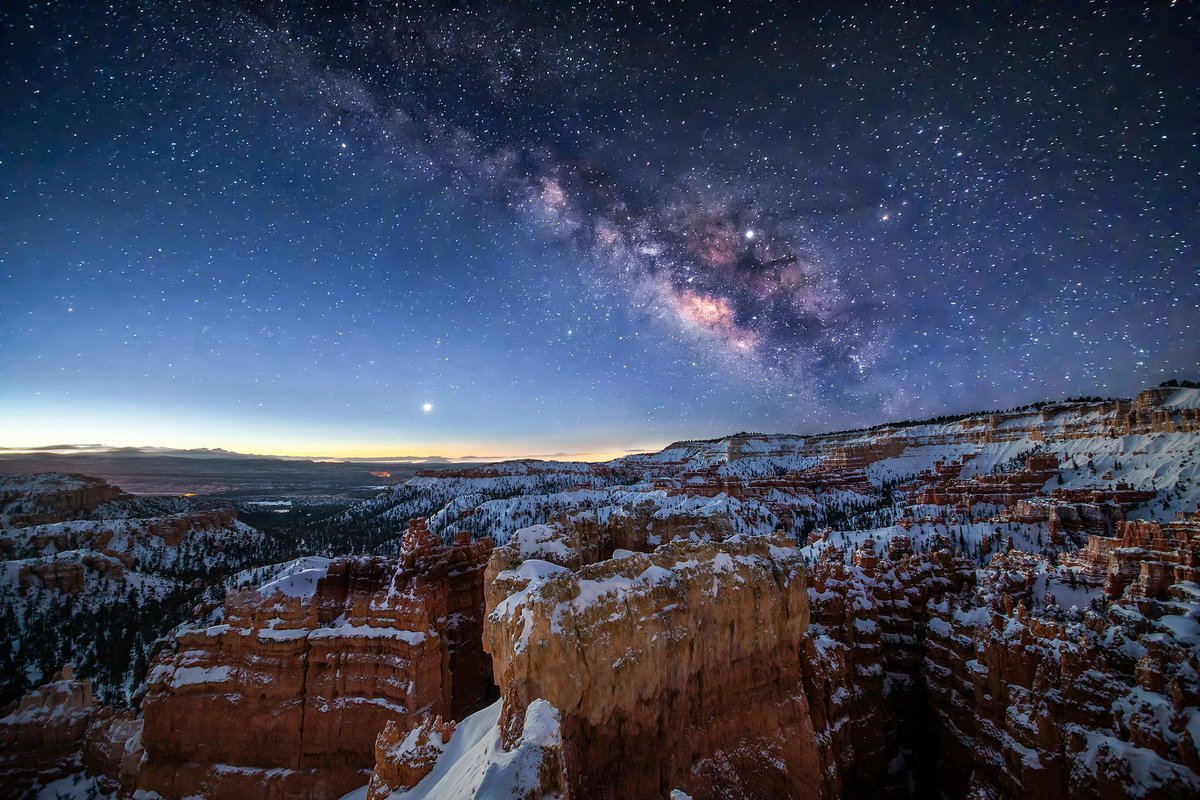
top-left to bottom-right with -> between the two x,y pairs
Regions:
744,229 -> 755,240
422,402 -> 433,413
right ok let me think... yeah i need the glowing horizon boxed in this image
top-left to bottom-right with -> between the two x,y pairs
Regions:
0,398 -> 666,463
2,4 -> 1193,473
0,443 -> 651,463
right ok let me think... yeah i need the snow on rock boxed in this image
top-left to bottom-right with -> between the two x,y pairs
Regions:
253,556 -> 332,598
1162,387 -> 1200,410
165,665 -> 232,690
865,443 -> 977,486
922,513 -> 1200,799
358,697 -> 565,800
8,384 -> 1200,799
484,526 -> 818,800
0,667 -> 99,791
511,524 -> 573,561
0,473 -> 122,527
137,519 -> 495,800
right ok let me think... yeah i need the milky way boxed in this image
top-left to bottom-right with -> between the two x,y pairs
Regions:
248,4 -> 874,382
0,2 -> 1195,455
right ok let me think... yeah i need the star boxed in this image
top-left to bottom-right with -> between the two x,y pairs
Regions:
0,0 -> 1190,455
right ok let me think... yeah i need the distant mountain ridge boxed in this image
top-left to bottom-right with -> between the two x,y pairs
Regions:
0,444 -> 461,462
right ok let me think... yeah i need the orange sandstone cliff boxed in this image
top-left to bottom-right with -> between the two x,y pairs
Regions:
136,519 -> 494,799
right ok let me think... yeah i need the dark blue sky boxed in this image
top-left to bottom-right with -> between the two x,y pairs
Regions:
1,2 -> 1195,458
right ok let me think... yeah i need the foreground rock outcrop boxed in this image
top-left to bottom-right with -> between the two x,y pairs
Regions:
379,516 -> 1197,799
483,526 -> 820,800
137,519 -> 494,799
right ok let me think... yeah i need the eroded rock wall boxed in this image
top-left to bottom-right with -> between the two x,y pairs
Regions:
483,524 -> 825,800
137,519 -> 494,800
923,517 -> 1200,799
0,667 -> 97,791
0,473 -> 123,527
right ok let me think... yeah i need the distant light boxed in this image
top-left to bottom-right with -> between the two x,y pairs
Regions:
881,214 -> 890,221
744,229 -> 755,240
422,402 -> 433,413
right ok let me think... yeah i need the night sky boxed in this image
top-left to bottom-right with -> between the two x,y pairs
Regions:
1,2 -> 1195,459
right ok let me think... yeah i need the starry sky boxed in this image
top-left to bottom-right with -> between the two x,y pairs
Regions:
1,1 -> 1195,459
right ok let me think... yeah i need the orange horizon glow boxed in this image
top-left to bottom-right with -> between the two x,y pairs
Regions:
0,401 -> 671,464
205,440 -> 653,462
0,441 -> 660,464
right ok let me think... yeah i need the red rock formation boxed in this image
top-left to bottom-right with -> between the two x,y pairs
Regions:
804,541 -> 975,796
9,387 -> 1199,799
1112,388 -> 1200,436
1102,515 -> 1200,601
141,508 -> 239,546
484,526 -> 824,800
550,507 -> 735,565
406,484 -> 1193,800
803,547 -> 889,795
923,516 -> 1200,799
1013,499 -> 1120,545
917,455 -> 1059,511
137,519 -> 494,800
366,714 -> 456,799
0,473 -> 123,527
657,438 -> 905,503
0,666 -> 98,792
82,708 -> 144,796
1049,485 -> 1158,516
17,551 -> 129,593
0,508 -> 241,561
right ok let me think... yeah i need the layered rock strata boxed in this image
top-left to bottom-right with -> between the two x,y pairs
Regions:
8,385 -> 1200,799
482,523 -> 822,800
0,667 -> 98,790
0,508 -> 241,560
373,512 -> 1198,800
924,515 -> 1200,799
137,519 -> 494,799
0,473 -> 123,527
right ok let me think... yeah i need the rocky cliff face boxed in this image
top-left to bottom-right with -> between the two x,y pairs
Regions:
802,544 -> 977,796
7,385 -> 1200,799
0,667 -> 146,799
0,507 -> 242,560
371,517 -> 978,800
367,713 -> 459,799
0,501 -> 266,713
0,667 -> 98,790
1,509 -> 246,597
0,473 -> 123,527
482,522 -> 822,800
137,519 -> 494,800
923,514 -> 1200,799
374,387 -> 1199,800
